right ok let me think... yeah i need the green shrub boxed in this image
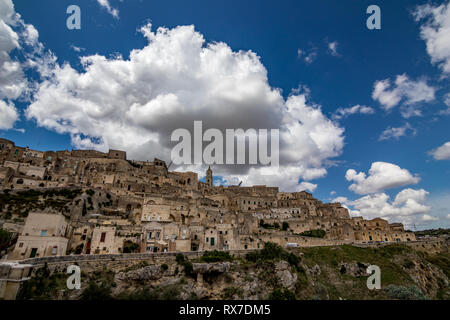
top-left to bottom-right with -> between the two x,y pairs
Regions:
282,222 -> 289,231
300,229 -> 326,238
176,253 -> 185,264
201,250 -> 233,262
182,261 -> 194,276
425,254 -> 450,278
222,286 -> 244,299
259,219 -> 281,229
402,259 -> 415,269
245,242 -> 301,269
122,241 -> 139,253
268,288 -> 296,300
122,284 -> 182,300
17,264 -> 67,300
161,264 -> 168,271
0,228 -> 12,249
81,281 -> 113,300
385,285 -> 429,300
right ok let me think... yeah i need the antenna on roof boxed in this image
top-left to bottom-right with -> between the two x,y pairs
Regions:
238,181 -> 242,187
167,160 -> 173,170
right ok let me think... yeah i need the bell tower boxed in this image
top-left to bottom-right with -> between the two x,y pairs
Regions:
206,166 -> 213,186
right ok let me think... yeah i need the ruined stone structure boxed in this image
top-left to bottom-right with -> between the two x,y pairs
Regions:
0,138 -> 415,260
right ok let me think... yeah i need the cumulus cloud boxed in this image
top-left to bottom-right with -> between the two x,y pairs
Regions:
372,74 -> 436,117
22,23 -> 344,192
439,93 -> 450,115
378,123 -> 416,141
0,0 -> 51,102
70,45 -> 85,53
413,2 -> 450,75
422,214 -> 438,221
429,141 -> 450,160
297,47 -> 317,64
97,0 -> 119,18
332,104 -> 375,120
297,181 -> 317,192
0,0 -> 26,100
334,188 -> 433,228
445,93 -> 450,107
327,41 -> 339,56
345,162 -> 420,195
0,100 -> 18,130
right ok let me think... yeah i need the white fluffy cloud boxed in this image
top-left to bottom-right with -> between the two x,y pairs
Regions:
327,41 -> 339,56
334,188 -> 433,228
0,0 -> 48,103
332,104 -> 374,120
297,48 -> 317,64
0,0 -> 26,100
0,100 -> 18,130
97,0 -> 119,18
378,122 -> 416,141
372,74 -> 436,117
23,23 -> 344,192
414,2 -> 450,75
440,93 -> 450,115
0,0 -> 48,132
345,162 -> 420,195
297,181 -> 317,192
429,141 -> 450,160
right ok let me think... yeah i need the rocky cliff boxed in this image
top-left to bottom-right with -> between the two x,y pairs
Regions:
17,241 -> 450,300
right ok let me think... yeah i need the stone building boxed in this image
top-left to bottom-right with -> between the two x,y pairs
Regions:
0,139 -> 416,260
12,213 -> 69,259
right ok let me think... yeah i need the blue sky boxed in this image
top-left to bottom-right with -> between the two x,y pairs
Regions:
0,0 -> 449,229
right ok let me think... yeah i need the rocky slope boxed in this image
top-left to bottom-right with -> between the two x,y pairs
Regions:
17,241 -> 450,300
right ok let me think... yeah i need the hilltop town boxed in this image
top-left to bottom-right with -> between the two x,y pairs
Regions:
0,137 -> 416,260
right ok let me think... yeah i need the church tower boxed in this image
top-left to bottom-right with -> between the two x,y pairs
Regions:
206,166 -> 213,186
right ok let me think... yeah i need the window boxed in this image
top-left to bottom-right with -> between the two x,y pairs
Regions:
51,246 -> 57,255
100,232 -> 106,242
19,242 -> 23,248
206,237 -> 209,242
40,230 -> 47,236
210,237 -> 215,246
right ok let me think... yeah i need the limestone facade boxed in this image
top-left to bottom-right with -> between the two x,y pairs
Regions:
0,138 -> 415,259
